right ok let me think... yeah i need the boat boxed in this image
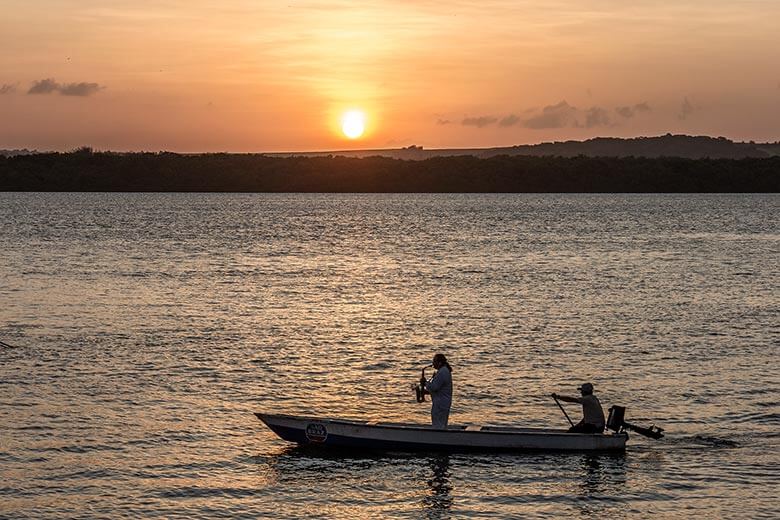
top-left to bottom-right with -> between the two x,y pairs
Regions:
255,413 -> 629,452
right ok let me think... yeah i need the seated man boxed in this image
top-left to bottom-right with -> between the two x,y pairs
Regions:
553,382 -> 605,433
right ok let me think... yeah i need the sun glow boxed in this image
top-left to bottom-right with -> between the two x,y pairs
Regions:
341,110 -> 366,139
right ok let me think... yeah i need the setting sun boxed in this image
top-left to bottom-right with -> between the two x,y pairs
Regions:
341,110 -> 366,139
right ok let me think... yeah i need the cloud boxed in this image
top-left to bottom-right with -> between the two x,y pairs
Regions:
522,101 -> 577,129
462,116 -> 497,128
28,78 -> 60,94
615,102 -> 652,119
436,118 -> 452,125
59,82 -> 101,96
0,83 -> 16,94
584,107 -> 610,128
27,78 -> 103,96
453,101 -> 648,131
678,97 -> 695,120
499,114 -> 521,127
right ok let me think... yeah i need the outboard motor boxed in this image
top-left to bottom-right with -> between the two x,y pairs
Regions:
608,405 -> 664,439
606,405 -> 626,431
413,365 -> 432,403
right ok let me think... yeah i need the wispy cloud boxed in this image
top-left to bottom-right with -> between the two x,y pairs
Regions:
445,100 -> 653,131
27,78 -> 103,96
522,101 -> 577,129
28,78 -> 61,94
60,82 -> 101,96
678,97 -> 695,120
616,102 -> 651,118
499,114 -> 521,127
584,106 -> 610,128
0,83 -> 17,95
462,116 -> 497,128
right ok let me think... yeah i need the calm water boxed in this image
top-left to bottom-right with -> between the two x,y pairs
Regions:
1,193 -> 778,519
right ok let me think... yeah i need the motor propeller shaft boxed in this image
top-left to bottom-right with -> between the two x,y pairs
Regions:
624,421 -> 665,440
607,405 -> 664,440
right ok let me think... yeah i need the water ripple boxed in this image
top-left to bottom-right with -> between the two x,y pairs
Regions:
1,193 -> 778,519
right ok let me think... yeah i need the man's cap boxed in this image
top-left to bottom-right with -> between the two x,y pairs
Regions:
579,382 -> 594,393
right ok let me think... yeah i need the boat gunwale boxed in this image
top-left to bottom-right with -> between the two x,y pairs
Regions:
255,412 -> 626,440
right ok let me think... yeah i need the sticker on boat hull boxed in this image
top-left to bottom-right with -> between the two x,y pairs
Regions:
305,423 -> 328,443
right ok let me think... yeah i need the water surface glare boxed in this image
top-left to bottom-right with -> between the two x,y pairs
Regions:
1,193 -> 778,518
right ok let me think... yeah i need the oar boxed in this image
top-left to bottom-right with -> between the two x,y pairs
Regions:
0,340 -> 16,349
552,395 -> 574,428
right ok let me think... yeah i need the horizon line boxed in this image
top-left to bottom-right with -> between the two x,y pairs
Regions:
3,133 -> 779,156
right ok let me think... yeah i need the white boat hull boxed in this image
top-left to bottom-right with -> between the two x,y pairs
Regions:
256,413 -> 627,452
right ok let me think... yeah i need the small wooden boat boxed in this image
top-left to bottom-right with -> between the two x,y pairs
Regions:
255,413 -> 628,452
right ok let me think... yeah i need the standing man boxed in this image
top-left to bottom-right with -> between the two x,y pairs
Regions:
424,353 -> 453,429
553,382 -> 605,433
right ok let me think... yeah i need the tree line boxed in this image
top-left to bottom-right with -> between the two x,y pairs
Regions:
0,151 -> 777,192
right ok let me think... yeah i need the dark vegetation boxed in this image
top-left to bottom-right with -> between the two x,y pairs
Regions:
0,150 -> 777,192
497,135 -> 778,160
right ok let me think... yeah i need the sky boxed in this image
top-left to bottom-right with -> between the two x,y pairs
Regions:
1,0 -> 779,152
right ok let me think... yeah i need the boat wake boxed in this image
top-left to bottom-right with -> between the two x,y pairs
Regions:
667,434 -> 739,449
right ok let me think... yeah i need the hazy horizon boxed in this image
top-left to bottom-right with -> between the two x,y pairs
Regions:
3,133 -> 778,156
2,1 -> 779,152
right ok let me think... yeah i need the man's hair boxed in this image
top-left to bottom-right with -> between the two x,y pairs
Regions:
434,353 -> 452,372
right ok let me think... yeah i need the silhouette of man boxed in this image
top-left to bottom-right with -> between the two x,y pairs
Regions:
423,353 -> 453,429
553,382 -> 605,433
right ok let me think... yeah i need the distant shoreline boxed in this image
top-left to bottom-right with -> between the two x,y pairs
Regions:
4,134 -> 780,160
1,152 -> 778,193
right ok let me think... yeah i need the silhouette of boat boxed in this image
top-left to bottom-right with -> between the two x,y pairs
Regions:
255,413 -> 628,452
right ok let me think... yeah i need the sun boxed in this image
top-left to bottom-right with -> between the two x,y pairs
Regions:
341,110 -> 366,139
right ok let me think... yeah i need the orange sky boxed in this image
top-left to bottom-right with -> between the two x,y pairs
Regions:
1,1 -> 779,151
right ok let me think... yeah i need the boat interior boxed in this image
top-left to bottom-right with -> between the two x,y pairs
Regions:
354,419 -> 589,434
